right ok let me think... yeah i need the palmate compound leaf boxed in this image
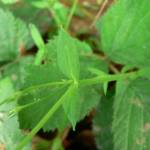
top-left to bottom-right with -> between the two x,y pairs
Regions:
46,30 -> 104,128
18,60 -> 106,131
0,8 -> 32,62
0,78 -> 30,150
17,29 -> 82,130
113,78 -> 150,150
97,0 -> 150,68
18,64 -> 105,131
18,34 -> 108,131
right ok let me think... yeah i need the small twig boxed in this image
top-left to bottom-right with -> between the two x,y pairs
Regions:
109,64 -> 119,74
61,127 -> 70,140
90,0 -> 108,28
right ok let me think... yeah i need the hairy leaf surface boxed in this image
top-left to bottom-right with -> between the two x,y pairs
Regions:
94,93 -> 114,150
113,78 -> 150,150
0,78 -> 30,150
56,29 -> 80,80
97,0 -> 150,68
18,64 -> 69,131
18,51 -> 107,130
0,9 -> 31,62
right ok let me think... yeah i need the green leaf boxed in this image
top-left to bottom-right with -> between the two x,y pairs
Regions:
1,0 -> 18,4
97,0 -> 150,68
0,78 -> 14,102
0,9 -> 31,62
16,34 -> 108,131
29,24 -> 46,65
30,0 -> 69,27
113,78 -> 150,150
88,67 -> 108,95
44,35 -> 92,63
80,54 -> 108,79
52,2 -> 69,27
138,67 -> 150,79
1,1 -> 52,34
29,1 -> 50,9
21,64 -> 66,89
18,64 -> 69,131
0,116 -> 30,150
29,24 -> 45,51
79,84 -> 102,120
17,84 -> 76,150
18,84 -> 69,131
26,0 -> 56,8
76,40 -> 92,54
18,52 -> 107,131
56,29 -> 80,80
63,54 -> 108,129
94,93 -> 114,150
71,52 -> 108,125
63,83 -> 80,129
0,78 -> 30,150
1,56 -> 34,90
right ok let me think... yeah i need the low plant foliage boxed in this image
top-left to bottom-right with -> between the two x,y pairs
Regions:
0,0 -> 149,150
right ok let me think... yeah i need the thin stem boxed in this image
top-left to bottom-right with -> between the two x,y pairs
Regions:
65,0 -> 78,30
0,80 -> 72,106
8,100 -> 40,118
46,0 -> 63,27
0,71 -> 141,106
1,69 -> 143,107
21,80 -> 71,95
0,91 -> 21,106
79,71 -> 140,86
16,85 -> 74,150
8,85 -> 67,117
9,71 -> 140,116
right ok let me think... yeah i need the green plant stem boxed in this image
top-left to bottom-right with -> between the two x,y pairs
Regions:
65,0 -> 78,30
1,70 -> 142,120
0,91 -> 21,106
7,71 -> 141,116
0,70 -> 142,106
46,0 -> 62,27
21,80 -> 71,95
8,85 -> 66,117
0,80 -> 71,106
16,85 -> 74,150
79,71 -> 140,86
